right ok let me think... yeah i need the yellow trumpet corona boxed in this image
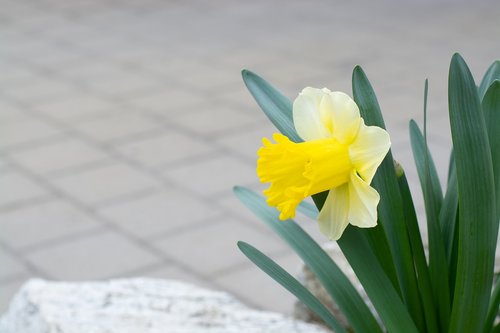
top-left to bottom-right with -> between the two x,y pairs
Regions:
257,88 -> 391,240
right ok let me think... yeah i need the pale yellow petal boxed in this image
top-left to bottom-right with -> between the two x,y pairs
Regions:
301,87 -> 331,102
293,87 -> 331,141
349,122 -> 391,183
318,184 -> 350,240
328,92 -> 361,144
347,171 -> 379,228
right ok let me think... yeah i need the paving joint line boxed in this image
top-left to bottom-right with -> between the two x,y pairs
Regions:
0,236 -> 50,280
11,101 -> 237,218
3,156 -> 216,287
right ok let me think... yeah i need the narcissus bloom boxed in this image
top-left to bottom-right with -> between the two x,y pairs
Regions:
257,87 -> 391,240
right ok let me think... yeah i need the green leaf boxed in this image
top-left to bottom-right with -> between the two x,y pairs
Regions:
440,165 -> 459,260
237,241 -> 347,333
241,70 -> 302,142
439,165 -> 460,300
234,186 -> 383,333
482,80 -> 500,220
481,82 -> 500,333
442,149 -> 459,279
410,118 -> 451,331
447,53 -> 496,333
441,151 -> 460,296
484,276 -> 500,333
479,61 -> 500,100
409,119 -> 443,214
338,227 -> 419,333
361,223 -> 401,294
352,65 -> 424,331
398,170 -> 439,333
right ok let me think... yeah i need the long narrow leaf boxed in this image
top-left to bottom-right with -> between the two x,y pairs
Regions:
338,227 -> 419,333
441,150 -> 459,278
421,83 -> 451,319
440,169 -> 460,300
479,61 -> 500,100
441,151 -> 460,296
440,166 -> 459,262
447,53 -> 496,333
410,118 -> 451,330
482,81 -> 500,220
447,150 -> 455,183
409,119 -> 443,212
484,276 -> 500,333
398,170 -> 439,333
482,82 -> 500,333
234,186 -> 383,333
238,241 -> 347,333
352,65 -> 424,330
241,70 -> 302,143
362,223 -> 401,293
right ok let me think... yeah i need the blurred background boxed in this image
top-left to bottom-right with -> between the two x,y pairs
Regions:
0,0 -> 499,314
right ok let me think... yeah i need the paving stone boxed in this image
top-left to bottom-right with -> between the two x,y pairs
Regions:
0,249 -> 29,281
126,89 -> 208,116
25,231 -> 160,280
0,65 -> 41,86
0,117 -> 63,151
174,62 -> 241,91
84,73 -> 163,97
0,200 -> 102,251
71,112 -> 162,143
2,77 -> 80,104
34,94 -> 117,122
9,138 -> 108,176
97,189 -> 221,239
98,44 -> 168,65
139,55 -> 202,78
58,61 -> 132,81
213,253 -> 300,314
213,85 -> 268,110
215,122 -> 276,160
164,155 -> 258,197
152,218 -> 287,276
0,101 -> 27,123
170,105 -> 261,137
216,193 -> 264,226
0,171 -> 49,209
137,264 -> 211,288
114,130 -> 215,168
21,47 -> 87,70
51,163 -> 160,206
0,158 -> 9,172
1,38 -> 61,61
0,278 -> 28,313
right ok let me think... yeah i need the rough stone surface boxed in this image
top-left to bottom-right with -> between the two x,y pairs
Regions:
0,278 -> 331,333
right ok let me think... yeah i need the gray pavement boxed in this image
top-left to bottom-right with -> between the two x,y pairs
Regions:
0,0 -> 499,314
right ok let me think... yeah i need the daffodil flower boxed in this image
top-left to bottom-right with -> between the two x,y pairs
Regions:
257,87 -> 391,240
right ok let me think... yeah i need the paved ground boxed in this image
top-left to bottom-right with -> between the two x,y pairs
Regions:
0,0 -> 499,315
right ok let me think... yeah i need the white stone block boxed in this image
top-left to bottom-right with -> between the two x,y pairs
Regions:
0,278 -> 331,333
